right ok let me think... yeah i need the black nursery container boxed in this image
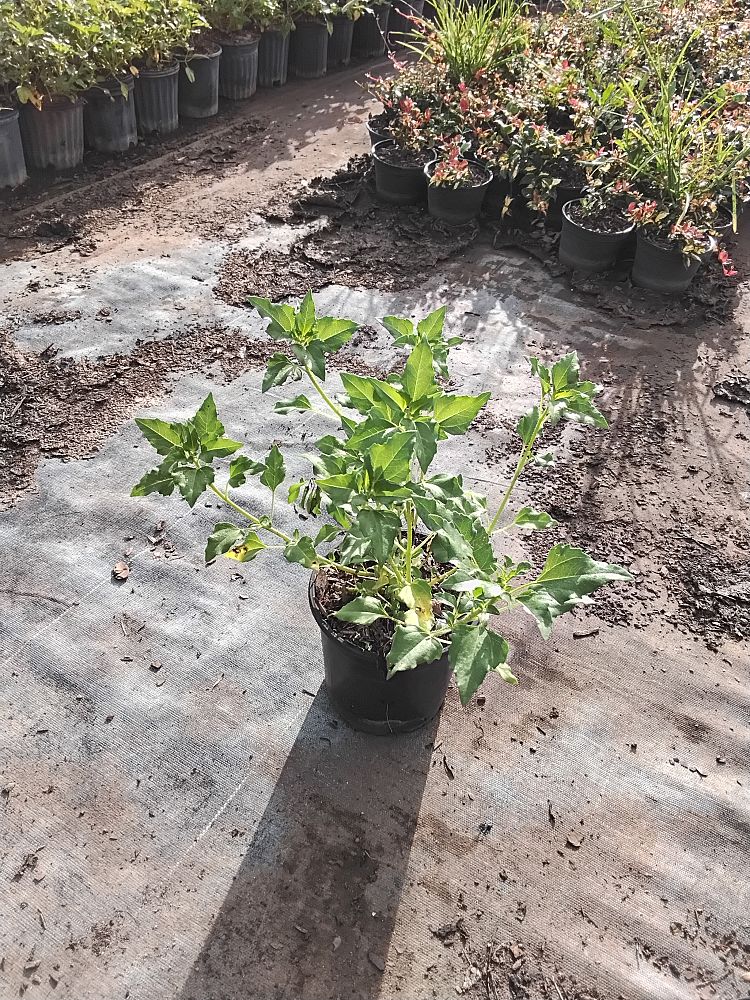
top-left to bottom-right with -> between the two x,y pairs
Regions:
20,97 -> 84,170
426,160 -> 492,225
258,29 -> 290,87
84,75 -> 137,153
309,576 -> 452,734
367,116 -> 392,147
352,3 -> 391,57
388,0 -> 425,47
545,183 -> 581,230
219,36 -> 260,99
327,15 -> 355,68
0,108 -> 28,187
372,139 -> 427,204
558,200 -> 634,273
179,45 -> 222,118
290,17 -> 329,79
135,63 -> 179,134
631,230 -> 701,293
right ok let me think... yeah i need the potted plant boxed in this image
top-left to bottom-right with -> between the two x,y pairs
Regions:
558,181 -> 635,272
1,0 -> 97,170
327,0 -> 368,69
132,0 -> 206,134
131,294 -> 630,733
256,0 -> 294,88
0,99 -> 28,188
83,1 -> 143,154
352,2 -> 391,58
203,0 -> 263,100
289,0 -> 333,79
425,142 -> 492,225
372,96 -> 434,204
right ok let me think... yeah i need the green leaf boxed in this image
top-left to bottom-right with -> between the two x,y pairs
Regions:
131,459 -> 177,498
414,421 -> 438,474
356,508 -> 401,564
402,340 -> 436,402
335,596 -> 390,624
135,417 -> 182,456
449,625 -> 514,707
382,315 -> 414,341
516,543 -> 632,639
283,534 -> 319,568
274,394 -> 312,415
314,523 -> 341,545
205,522 -> 245,562
202,437 -> 242,458
340,372 -> 377,413
517,406 -> 541,446
248,297 -> 295,334
260,444 -> 285,492
513,506 -> 558,531
229,456 -> 264,487
370,431 -> 415,485
263,353 -> 302,393
345,417 -> 395,453
434,393 -> 490,435
315,317 -> 358,351
191,394 -> 224,442
174,465 -> 214,508
225,531 -> 266,562
417,306 -> 447,341
297,290 -> 316,336
386,625 -> 444,678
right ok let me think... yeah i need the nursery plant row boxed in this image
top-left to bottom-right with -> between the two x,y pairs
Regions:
364,0 -> 750,292
0,0 -> 410,183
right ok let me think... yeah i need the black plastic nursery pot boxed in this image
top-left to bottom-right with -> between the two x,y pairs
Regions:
83,75 -> 137,154
308,575 -> 452,734
388,0 -> 425,47
134,63 -> 179,135
426,160 -> 492,226
631,230 -> 701,293
545,183 -> 581,230
327,15 -> 355,68
0,108 -> 28,188
367,114 -> 392,147
258,29 -> 290,88
558,200 -> 635,273
289,17 -> 329,79
219,35 -> 260,100
372,139 -> 428,205
352,4 -> 391,57
19,97 -> 84,170
179,46 -> 222,118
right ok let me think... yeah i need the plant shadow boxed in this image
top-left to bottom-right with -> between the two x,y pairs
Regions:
179,684 -> 439,1000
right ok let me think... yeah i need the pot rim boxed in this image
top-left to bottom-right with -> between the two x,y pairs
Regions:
562,198 -> 635,236
186,43 -> 223,59
637,226 -> 708,257
308,571 -> 450,671
424,158 -> 493,188
372,138 -> 431,168
138,61 -> 180,76
0,106 -> 19,122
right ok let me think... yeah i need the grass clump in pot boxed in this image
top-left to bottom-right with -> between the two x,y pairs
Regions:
131,295 -> 631,709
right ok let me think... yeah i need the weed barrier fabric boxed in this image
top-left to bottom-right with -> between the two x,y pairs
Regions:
1,267 -> 749,999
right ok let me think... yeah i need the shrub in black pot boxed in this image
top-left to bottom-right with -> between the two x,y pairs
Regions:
631,228 -> 703,293
352,3 -> 391,57
366,110 -> 393,147
199,1 -> 263,99
558,194 -> 635,273
372,139 -> 431,204
84,76 -> 138,153
179,44 -> 222,117
131,294 -> 630,732
0,107 -> 28,187
135,63 -> 180,134
289,13 -> 330,79
258,28 -> 291,87
20,97 -> 84,170
425,148 -> 492,225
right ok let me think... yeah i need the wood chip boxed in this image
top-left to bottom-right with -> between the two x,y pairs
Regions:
112,561 -> 130,581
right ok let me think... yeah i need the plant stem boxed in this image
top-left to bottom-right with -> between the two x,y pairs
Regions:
405,501 -> 414,584
486,407 -> 546,533
305,365 -> 345,420
210,483 -> 291,544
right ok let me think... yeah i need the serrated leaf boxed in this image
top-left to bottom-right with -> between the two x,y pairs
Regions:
174,465 -> 214,508
335,596 -> 389,624
274,394 -> 312,415
135,417 -> 182,456
370,431 -> 415,485
516,543 -> 632,639
229,456 -> 264,487
402,340 -> 436,402
131,459 -> 178,498
260,444 -> 285,492
386,625 -> 443,677
191,394 -> 224,442
513,506 -> 558,531
434,393 -> 490,434
205,522 -> 245,562
201,437 -> 242,458
449,624 -> 514,706
225,531 -> 266,562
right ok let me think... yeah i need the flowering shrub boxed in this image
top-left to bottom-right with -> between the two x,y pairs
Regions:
429,145 -> 473,188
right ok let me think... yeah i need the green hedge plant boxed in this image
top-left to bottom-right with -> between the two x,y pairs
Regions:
131,296 -> 630,706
